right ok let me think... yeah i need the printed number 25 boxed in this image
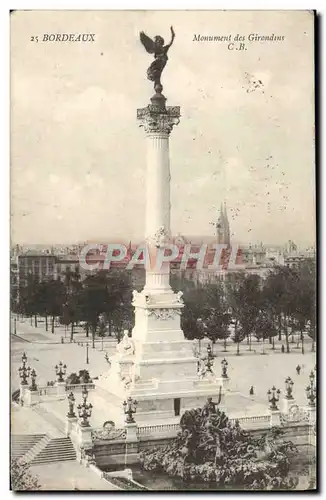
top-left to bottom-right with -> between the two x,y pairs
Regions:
31,36 -> 39,43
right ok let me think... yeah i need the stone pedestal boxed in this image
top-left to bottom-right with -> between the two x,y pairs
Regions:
125,422 -> 138,443
269,409 -> 281,427
304,405 -> 316,425
281,397 -> 297,414
56,381 -> 66,397
77,424 -> 93,450
19,383 -> 28,405
221,377 -> 230,391
66,415 -> 78,438
24,389 -> 40,407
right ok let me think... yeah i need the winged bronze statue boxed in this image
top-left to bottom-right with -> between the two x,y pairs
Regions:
139,26 -> 175,93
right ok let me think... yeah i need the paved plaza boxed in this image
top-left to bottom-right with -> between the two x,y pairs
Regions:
11,316 -> 316,430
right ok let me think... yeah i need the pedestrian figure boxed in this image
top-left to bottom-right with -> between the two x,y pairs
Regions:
296,364 -> 301,375
281,344 -> 285,353
249,386 -> 254,396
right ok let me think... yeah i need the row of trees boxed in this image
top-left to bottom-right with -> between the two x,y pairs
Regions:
13,269 -> 134,345
179,262 -> 316,355
12,261 -> 316,353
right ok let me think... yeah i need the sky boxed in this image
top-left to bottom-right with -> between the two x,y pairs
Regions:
11,10 -> 315,247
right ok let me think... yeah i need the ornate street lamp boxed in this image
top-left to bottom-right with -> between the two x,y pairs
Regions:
86,343 -> 89,365
77,388 -> 93,426
67,391 -> 76,418
205,343 -> 215,374
267,386 -> 281,410
123,397 -> 138,424
29,369 -> 38,391
221,358 -> 228,378
306,370 -> 316,407
285,377 -> 294,400
18,352 -> 31,385
55,361 -> 67,383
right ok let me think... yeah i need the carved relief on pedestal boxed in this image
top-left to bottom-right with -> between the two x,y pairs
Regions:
280,404 -> 310,426
92,421 -> 126,442
147,308 -> 181,320
146,225 -> 171,248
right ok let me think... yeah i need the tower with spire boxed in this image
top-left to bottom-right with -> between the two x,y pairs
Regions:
216,202 -> 230,246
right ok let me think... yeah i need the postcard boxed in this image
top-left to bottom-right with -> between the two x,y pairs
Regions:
10,10 -> 316,491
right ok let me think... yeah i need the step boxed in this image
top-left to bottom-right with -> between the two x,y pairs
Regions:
30,437 -> 76,465
31,456 -> 76,465
23,435 -> 51,463
11,435 -> 45,459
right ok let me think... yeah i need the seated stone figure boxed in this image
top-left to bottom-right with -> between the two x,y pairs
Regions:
117,330 -> 135,357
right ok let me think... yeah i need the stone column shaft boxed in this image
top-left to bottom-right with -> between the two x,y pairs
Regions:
146,133 -> 170,240
137,102 -> 180,294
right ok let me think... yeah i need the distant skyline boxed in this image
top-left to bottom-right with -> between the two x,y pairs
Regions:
11,11 -> 315,247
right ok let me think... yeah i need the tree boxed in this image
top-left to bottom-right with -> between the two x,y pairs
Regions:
255,310 -> 277,354
63,269 -> 83,341
78,270 -> 133,345
11,459 -> 41,491
201,283 -> 231,353
141,404 -> 298,490
18,275 -> 42,327
181,287 -> 206,351
226,273 -> 261,353
36,279 -> 65,333
263,267 -> 295,352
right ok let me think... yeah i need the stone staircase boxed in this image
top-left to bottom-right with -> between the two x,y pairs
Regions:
11,434 -> 45,460
30,437 -> 76,465
23,435 -> 51,463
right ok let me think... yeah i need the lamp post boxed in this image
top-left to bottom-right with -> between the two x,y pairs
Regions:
221,358 -> 228,378
205,343 -> 214,374
306,370 -> 316,407
285,377 -> 294,400
267,386 -> 281,410
67,391 -> 76,418
14,317 -> 17,335
77,388 -> 93,426
29,369 -> 38,391
123,397 -> 138,424
55,361 -> 67,383
18,352 -> 31,385
86,343 -> 89,365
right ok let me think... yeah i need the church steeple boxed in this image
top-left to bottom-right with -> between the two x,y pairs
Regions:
216,202 -> 230,246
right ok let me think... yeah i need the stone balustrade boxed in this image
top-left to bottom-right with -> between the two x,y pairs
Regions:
137,422 -> 180,437
38,385 -> 59,396
230,415 -> 271,428
65,383 -> 95,392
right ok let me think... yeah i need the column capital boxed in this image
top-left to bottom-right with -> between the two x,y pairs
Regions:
137,103 -> 180,135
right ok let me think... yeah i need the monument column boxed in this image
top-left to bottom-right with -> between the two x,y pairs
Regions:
97,30 -> 223,424
137,95 -> 180,293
